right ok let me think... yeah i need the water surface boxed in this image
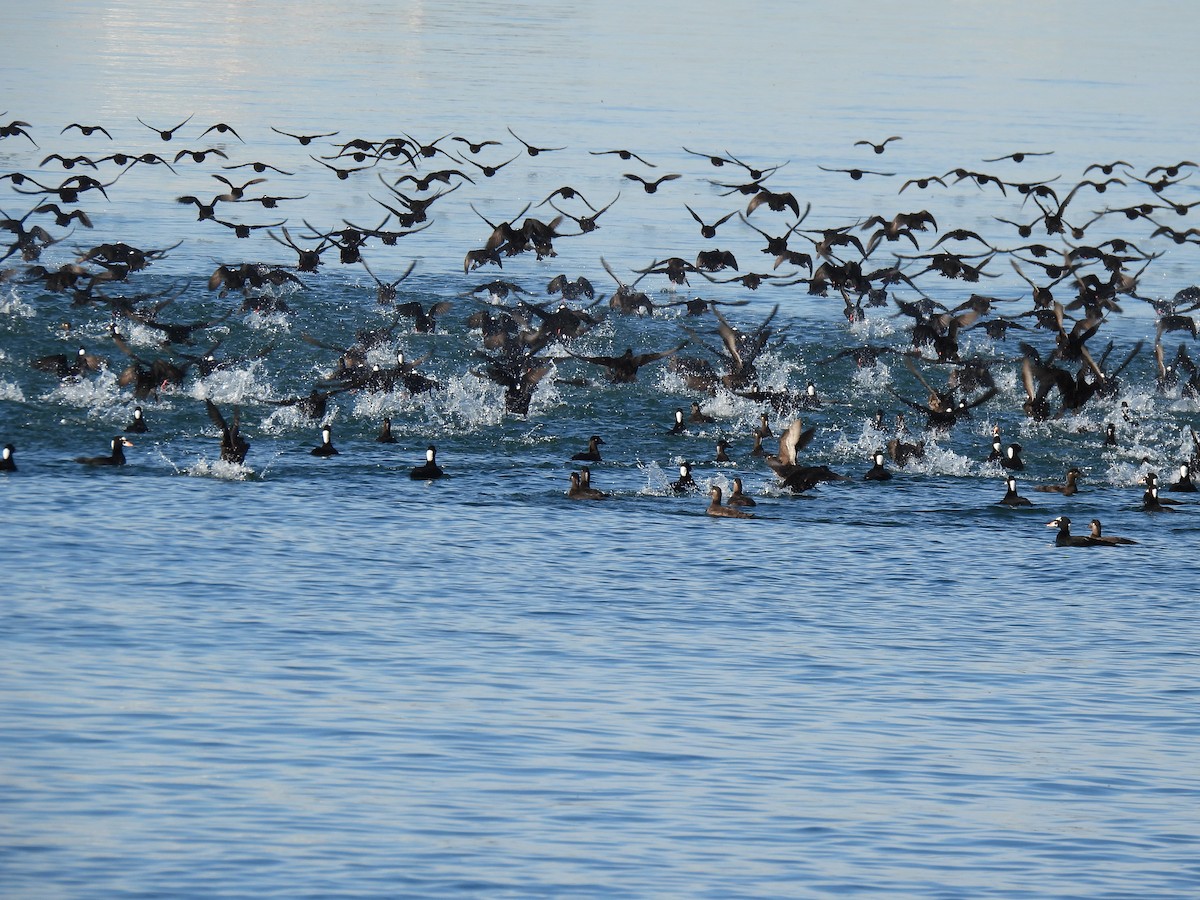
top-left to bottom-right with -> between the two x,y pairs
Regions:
2,2 -> 1199,897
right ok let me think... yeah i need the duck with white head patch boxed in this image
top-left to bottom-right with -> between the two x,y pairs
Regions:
75,436 -> 132,466
410,445 -> 444,480
998,475 -> 1032,507
671,462 -> 697,493
311,425 -> 338,457
1170,463 -> 1196,492
864,450 -> 892,481
125,405 -> 148,434
1001,443 -> 1025,471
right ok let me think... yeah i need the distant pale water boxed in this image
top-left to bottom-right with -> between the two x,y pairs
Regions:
2,2 -> 1200,897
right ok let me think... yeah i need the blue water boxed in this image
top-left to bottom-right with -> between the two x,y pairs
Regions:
3,2 -> 1200,897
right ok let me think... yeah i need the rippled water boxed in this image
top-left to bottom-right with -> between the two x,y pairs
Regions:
3,2 -> 1200,897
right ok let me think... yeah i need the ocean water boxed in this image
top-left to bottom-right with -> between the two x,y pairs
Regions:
2,2 -> 1199,897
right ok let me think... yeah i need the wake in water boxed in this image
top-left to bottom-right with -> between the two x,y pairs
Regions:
1,118 -> 1198,545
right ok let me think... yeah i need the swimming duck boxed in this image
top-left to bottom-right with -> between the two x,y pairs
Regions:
124,406 -> 148,433
410,445 -> 444,480
1,443 -> 15,471
706,485 -> 754,518
568,469 -> 607,500
726,476 -> 756,507
1046,516 -> 1100,547
998,475 -> 1033,507
376,417 -> 397,444
864,450 -> 892,481
311,425 -> 338,457
671,462 -> 697,493
689,401 -> 715,424
1001,443 -> 1025,471
571,434 -> 604,462
1088,519 -> 1138,545
986,425 -> 1003,462
75,436 -> 132,466
1034,467 -> 1081,495
1141,484 -> 1175,512
755,412 -> 772,438
1169,462 -> 1196,492
1140,472 -> 1180,508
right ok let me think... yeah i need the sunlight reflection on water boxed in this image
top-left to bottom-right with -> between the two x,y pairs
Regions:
3,1 -> 1200,897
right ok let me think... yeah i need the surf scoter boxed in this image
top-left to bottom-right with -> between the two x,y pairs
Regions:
410,445 -> 444,479
1047,515 -> 1101,547
311,425 -> 339,457
986,426 -> 1004,462
75,436 -> 132,466
124,406 -> 148,433
887,436 -> 925,467
864,450 -> 892,481
1088,519 -> 1138,545
671,462 -> 697,493
568,469 -> 606,500
571,434 -> 604,462
1140,472 -> 1180,508
1169,462 -> 1196,492
205,400 -> 249,464
1,443 -> 15,471
1034,467 -> 1081,495
726,476 -> 756,507
1001,443 -> 1025,471
376,417 -> 397,444
766,419 -> 844,492
706,485 -> 754,518
689,401 -> 715,424
998,475 -> 1032,507
1141,483 -> 1175,512
799,381 -> 823,410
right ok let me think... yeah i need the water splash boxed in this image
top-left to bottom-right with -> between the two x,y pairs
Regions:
0,379 -> 25,402
183,457 -> 257,481
0,289 -> 36,319
44,368 -> 127,416
189,359 -> 272,406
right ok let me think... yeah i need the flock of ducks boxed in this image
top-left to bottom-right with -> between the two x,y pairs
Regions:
2,115 -> 1199,540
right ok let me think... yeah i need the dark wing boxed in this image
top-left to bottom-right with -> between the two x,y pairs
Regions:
205,398 -> 230,433
632,342 -> 688,367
